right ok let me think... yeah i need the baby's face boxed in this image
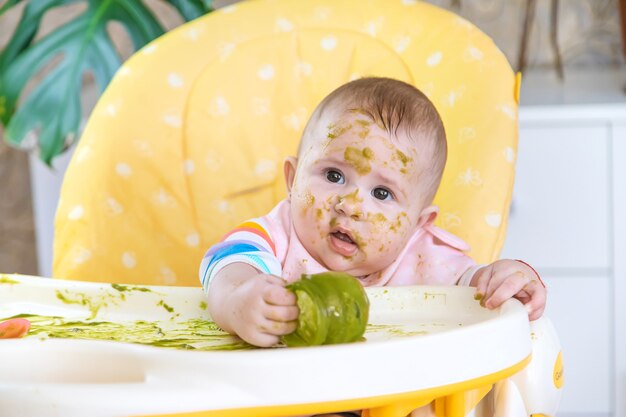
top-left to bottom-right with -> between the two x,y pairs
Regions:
287,111 -> 434,278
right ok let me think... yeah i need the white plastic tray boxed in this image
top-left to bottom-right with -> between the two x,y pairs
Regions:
0,274 -> 531,417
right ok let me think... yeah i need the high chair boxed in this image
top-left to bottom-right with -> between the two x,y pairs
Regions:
50,0 -> 562,416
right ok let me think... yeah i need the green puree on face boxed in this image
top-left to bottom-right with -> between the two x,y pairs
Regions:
281,272 -> 370,347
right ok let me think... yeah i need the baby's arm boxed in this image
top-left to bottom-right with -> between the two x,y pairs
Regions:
207,263 -> 298,347
470,259 -> 546,320
199,218 -> 298,347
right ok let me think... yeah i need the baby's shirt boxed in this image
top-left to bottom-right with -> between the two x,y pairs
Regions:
200,200 -> 478,293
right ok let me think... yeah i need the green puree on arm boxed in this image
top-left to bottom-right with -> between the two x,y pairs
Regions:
281,272 -> 370,347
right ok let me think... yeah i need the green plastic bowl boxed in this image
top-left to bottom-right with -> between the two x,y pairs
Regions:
281,272 -> 370,347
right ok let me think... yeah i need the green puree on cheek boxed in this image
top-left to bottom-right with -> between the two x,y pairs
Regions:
281,272 -> 370,347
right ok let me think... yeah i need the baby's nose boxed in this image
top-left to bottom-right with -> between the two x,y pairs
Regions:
334,194 -> 363,220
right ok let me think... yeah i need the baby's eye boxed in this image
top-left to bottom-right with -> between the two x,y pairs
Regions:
326,169 -> 345,184
372,187 -> 393,201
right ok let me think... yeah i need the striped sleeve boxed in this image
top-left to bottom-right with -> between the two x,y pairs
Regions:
199,218 -> 282,293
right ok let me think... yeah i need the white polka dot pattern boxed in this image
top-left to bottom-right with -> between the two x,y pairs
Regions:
122,252 -> 137,268
67,205 -> 84,221
208,96 -> 230,117
115,163 -> 132,178
167,73 -> 184,88
427,51 -> 443,67
163,114 -> 182,128
276,18 -> 294,32
106,197 -> 124,215
257,64 -> 275,80
320,36 -> 337,51
186,233 -> 200,247
485,212 -> 502,228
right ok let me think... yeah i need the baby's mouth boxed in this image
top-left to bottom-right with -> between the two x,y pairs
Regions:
332,231 -> 354,244
329,229 -> 358,256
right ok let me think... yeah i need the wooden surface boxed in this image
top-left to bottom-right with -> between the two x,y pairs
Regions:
619,0 -> 626,58
0,140 -> 37,275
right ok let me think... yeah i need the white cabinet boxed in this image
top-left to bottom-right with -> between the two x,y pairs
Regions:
613,123 -> 626,417
501,104 -> 626,417
503,124 -> 611,270
541,276 -> 612,414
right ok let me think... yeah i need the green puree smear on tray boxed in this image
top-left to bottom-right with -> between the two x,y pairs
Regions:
53,284 -> 163,320
3,314 -> 253,351
281,272 -> 370,347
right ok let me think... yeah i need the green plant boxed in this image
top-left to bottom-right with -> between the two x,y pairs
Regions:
0,0 -> 214,165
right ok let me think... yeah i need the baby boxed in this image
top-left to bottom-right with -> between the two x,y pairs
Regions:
199,77 -> 546,349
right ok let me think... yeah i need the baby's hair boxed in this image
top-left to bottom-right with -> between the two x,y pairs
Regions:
300,77 -> 447,204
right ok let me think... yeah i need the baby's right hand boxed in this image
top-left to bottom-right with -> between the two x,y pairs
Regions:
226,274 -> 299,347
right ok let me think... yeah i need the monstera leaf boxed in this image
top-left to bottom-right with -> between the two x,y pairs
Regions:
0,0 -> 213,165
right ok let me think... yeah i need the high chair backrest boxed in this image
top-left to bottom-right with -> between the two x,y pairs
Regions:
54,0 -> 519,285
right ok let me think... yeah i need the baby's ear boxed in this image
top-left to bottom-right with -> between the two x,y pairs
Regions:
283,156 -> 298,195
416,205 -> 438,230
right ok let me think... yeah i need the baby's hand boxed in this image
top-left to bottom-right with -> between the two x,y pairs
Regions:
471,259 -> 546,320
225,274 -> 299,347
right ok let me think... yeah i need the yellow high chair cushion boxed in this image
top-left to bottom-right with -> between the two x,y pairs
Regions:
54,0 -> 519,285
